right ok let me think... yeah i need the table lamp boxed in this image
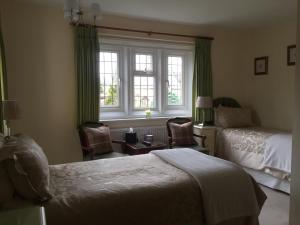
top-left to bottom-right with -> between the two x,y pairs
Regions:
195,96 -> 212,126
1,100 -> 20,138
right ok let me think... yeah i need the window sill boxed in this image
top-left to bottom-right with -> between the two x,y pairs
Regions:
101,116 -> 170,122
101,115 -> 191,129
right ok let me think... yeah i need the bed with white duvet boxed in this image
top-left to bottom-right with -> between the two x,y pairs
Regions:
214,97 -> 292,193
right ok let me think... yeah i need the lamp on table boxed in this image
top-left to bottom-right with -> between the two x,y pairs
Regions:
195,96 -> 212,126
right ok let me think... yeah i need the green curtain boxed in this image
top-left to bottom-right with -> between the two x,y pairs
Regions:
0,20 -> 7,134
192,38 -> 213,123
75,26 -> 100,127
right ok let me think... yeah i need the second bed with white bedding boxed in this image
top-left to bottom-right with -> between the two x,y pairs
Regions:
216,127 -> 292,193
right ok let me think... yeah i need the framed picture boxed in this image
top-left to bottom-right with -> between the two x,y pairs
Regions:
287,45 -> 296,66
254,56 -> 268,75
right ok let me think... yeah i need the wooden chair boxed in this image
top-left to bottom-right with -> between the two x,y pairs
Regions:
78,121 -> 127,160
166,117 -> 207,153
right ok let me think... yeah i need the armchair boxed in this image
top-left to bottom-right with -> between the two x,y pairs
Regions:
79,122 -> 128,160
166,117 -> 207,153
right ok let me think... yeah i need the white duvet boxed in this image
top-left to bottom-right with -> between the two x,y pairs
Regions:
263,133 -> 292,173
217,127 -> 292,177
153,148 -> 265,225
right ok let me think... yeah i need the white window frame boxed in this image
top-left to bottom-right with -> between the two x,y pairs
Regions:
163,51 -> 188,110
99,37 -> 194,120
129,48 -> 159,113
99,45 -> 124,112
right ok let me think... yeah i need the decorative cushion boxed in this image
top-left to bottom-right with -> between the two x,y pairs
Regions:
4,134 -> 51,202
214,106 -> 253,128
169,122 -> 194,146
0,162 -> 14,205
83,126 -> 113,154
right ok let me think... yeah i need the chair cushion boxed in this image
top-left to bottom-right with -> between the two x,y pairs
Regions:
169,122 -> 194,146
4,134 -> 51,202
83,126 -> 113,154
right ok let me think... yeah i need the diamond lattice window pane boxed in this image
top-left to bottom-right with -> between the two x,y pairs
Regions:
134,76 -> 155,109
167,56 -> 183,105
135,54 -> 153,72
99,51 -> 120,107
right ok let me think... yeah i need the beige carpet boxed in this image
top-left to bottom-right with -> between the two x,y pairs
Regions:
259,186 -> 290,225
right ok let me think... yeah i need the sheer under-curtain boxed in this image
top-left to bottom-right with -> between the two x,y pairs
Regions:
192,38 -> 213,123
75,26 -> 100,127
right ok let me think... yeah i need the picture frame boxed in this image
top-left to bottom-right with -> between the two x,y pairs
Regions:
287,45 -> 296,66
254,56 -> 268,75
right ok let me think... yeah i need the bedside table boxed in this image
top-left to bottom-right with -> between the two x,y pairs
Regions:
125,142 -> 167,155
0,206 -> 46,225
193,125 -> 216,156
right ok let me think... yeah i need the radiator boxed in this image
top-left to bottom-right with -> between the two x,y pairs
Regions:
110,126 -> 168,144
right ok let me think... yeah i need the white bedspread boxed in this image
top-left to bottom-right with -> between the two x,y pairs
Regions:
152,148 -> 264,225
264,133 -> 292,173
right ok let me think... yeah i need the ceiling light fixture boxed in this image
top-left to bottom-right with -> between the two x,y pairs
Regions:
63,0 -> 102,24
63,0 -> 79,22
89,3 -> 102,23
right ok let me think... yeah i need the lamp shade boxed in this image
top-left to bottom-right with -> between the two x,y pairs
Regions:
1,100 -> 20,120
90,3 -> 101,16
89,3 -> 102,21
195,96 -> 212,109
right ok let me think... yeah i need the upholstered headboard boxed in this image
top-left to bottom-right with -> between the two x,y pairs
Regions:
213,97 -> 241,108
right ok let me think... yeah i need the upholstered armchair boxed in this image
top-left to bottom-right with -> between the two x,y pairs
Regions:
78,122 -> 128,160
166,117 -> 207,153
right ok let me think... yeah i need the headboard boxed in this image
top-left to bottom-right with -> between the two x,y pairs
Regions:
213,97 -> 241,108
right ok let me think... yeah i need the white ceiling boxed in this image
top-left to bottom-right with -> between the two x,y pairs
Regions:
21,0 -> 297,27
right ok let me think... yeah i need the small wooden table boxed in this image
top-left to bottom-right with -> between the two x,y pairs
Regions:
125,142 -> 167,155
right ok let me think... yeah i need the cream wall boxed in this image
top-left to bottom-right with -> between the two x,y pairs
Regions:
1,0 -> 82,164
1,0 -> 243,164
238,23 -> 296,130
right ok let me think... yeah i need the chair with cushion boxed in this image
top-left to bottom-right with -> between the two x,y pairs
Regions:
166,117 -> 207,153
79,122 -> 128,160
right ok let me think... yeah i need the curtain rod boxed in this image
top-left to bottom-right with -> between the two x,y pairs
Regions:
100,33 -> 195,45
76,23 -> 214,40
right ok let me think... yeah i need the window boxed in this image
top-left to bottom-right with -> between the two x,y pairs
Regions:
135,54 -> 153,72
99,51 -> 120,108
99,38 -> 193,119
134,76 -> 155,109
133,53 -> 156,109
167,56 -> 183,106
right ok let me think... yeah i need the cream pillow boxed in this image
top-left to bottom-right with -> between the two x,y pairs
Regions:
169,122 -> 194,146
83,126 -> 113,154
4,134 -> 51,202
215,106 -> 253,128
